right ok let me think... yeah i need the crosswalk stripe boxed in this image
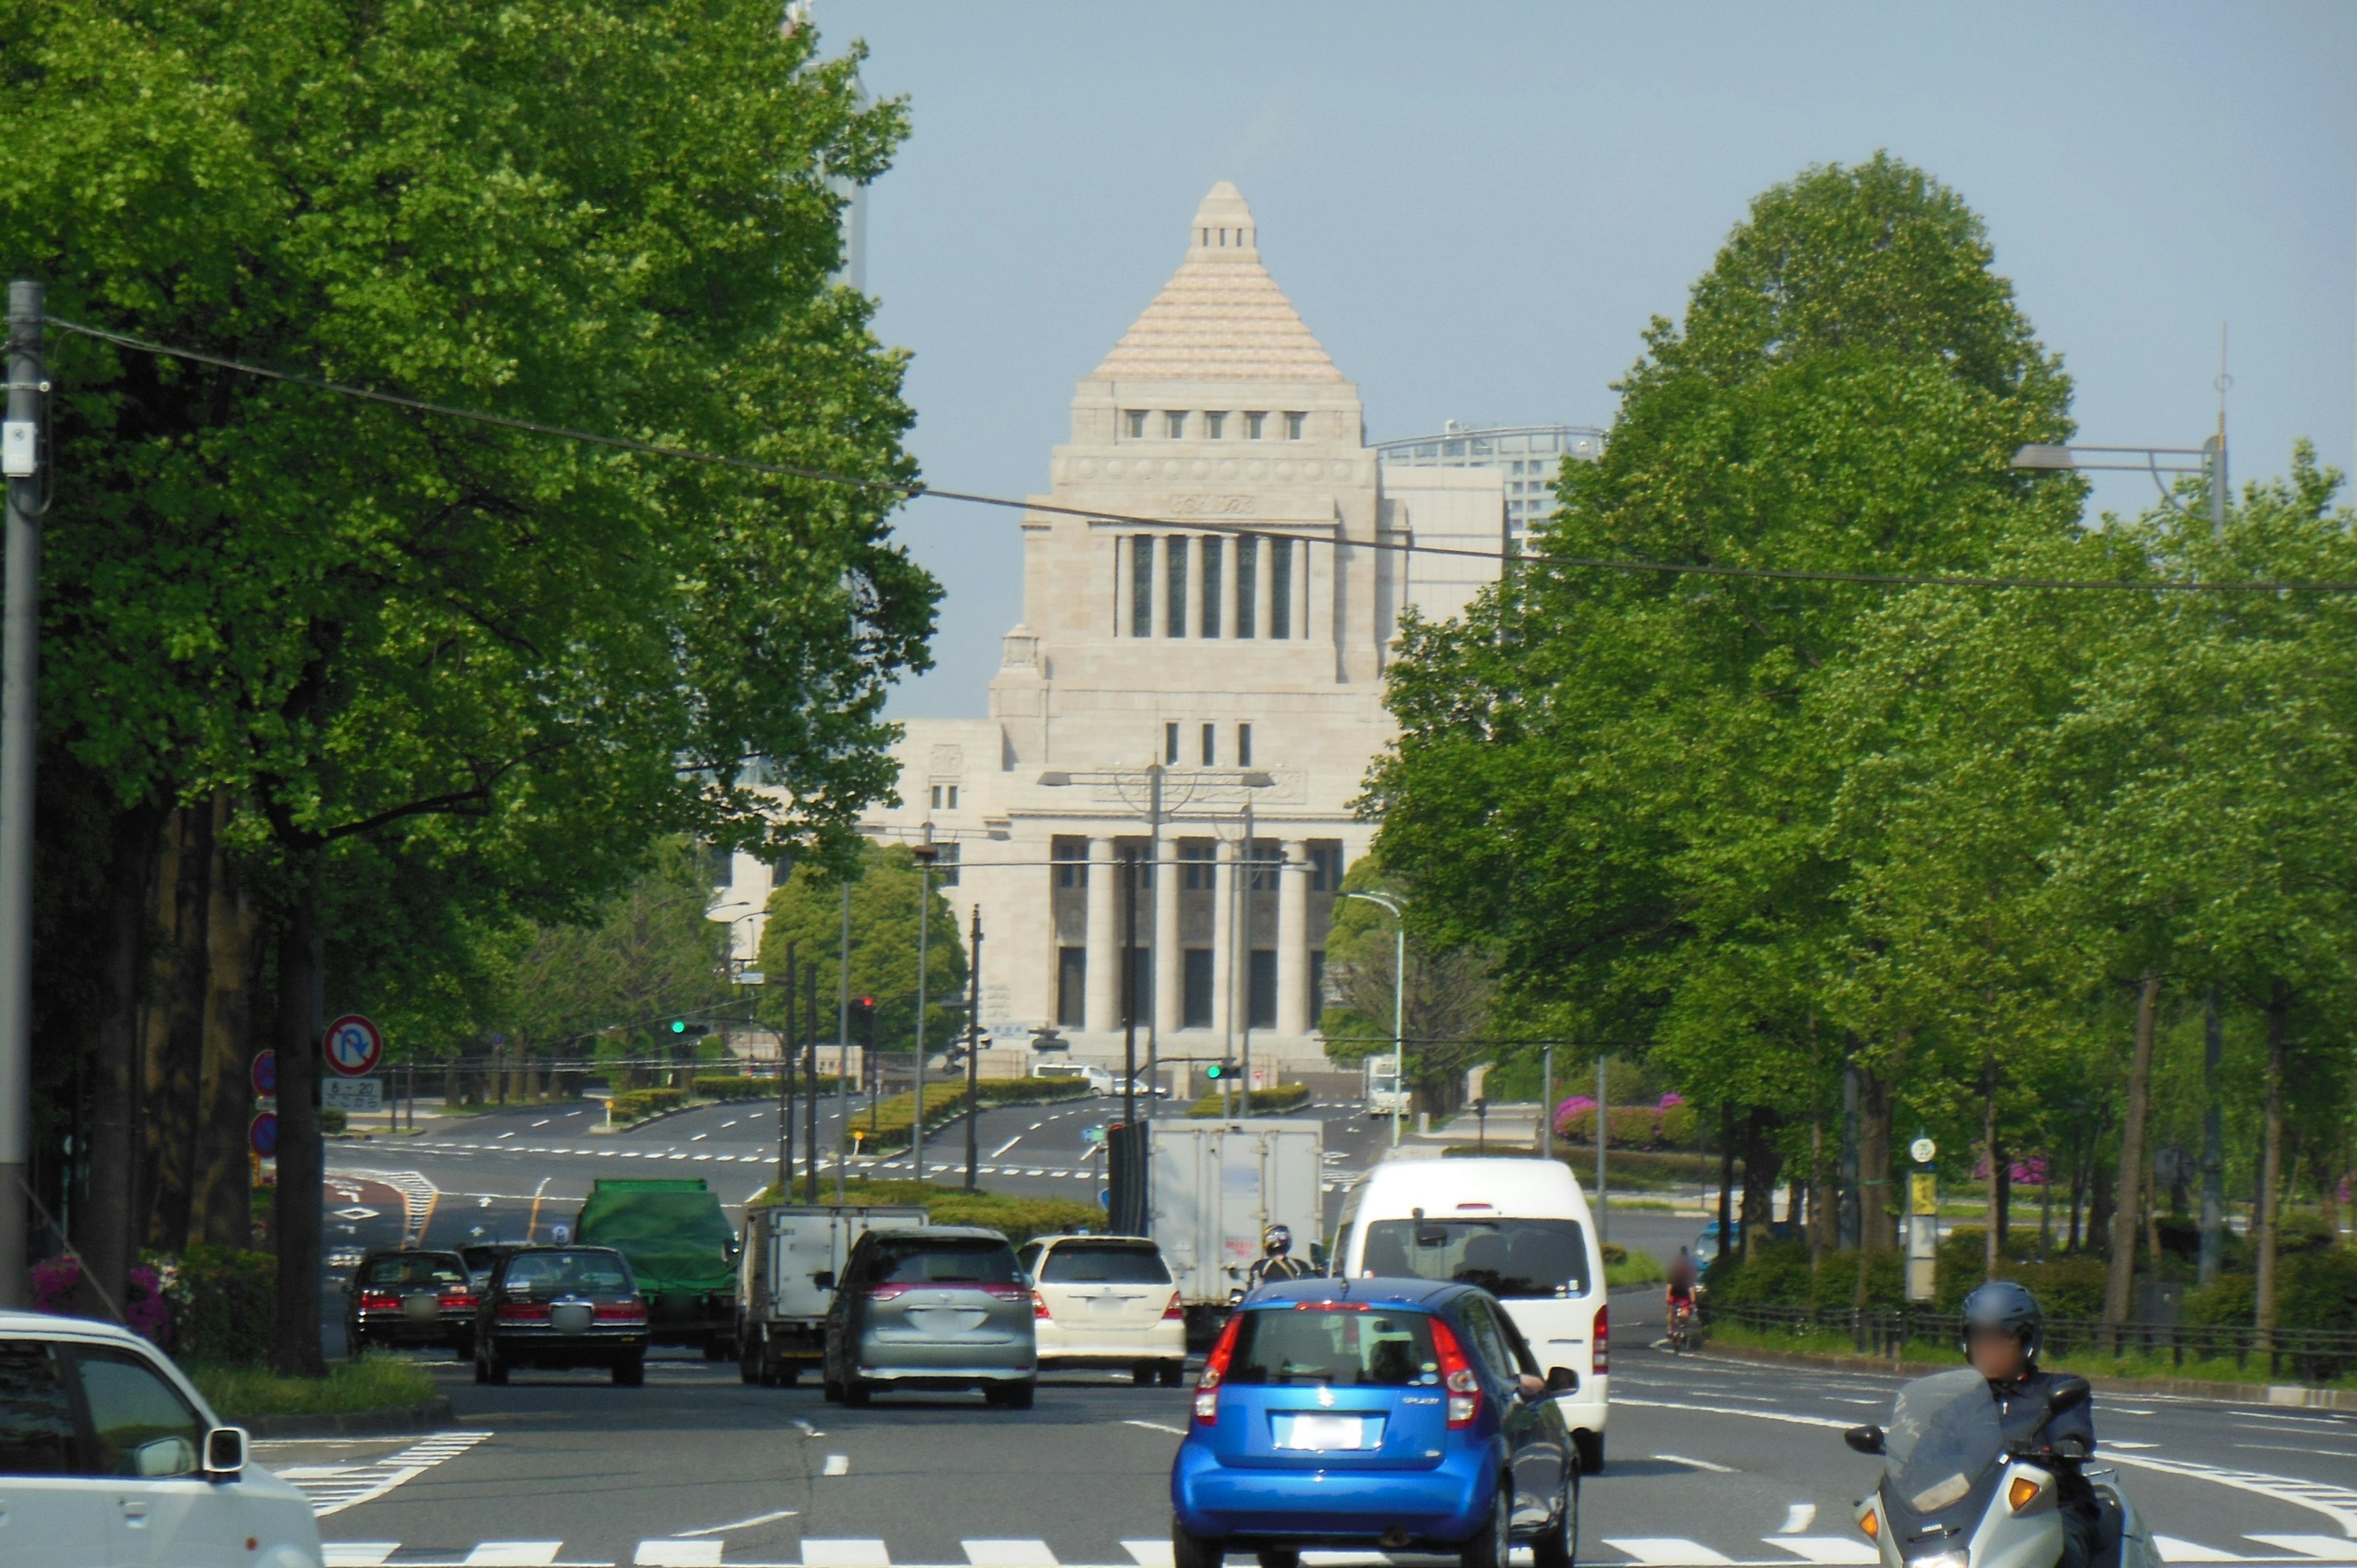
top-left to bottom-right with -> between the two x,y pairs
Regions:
322,1548 -> 399,1567
963,1542 -> 1057,1566
1606,1541 -> 1735,1565
463,1546 -> 565,1567
1762,1540 -> 1879,1565
636,1543 -> 724,1567
803,1540 -> 893,1566
2249,1540 -> 2357,1560
2158,1542 -> 2251,1563
1121,1541 -> 1174,1568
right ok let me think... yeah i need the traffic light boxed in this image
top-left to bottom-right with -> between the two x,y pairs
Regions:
668,1019 -> 687,1035
1204,1061 -> 1227,1081
850,997 -> 877,1048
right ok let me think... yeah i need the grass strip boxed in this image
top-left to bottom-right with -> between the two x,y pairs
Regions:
188,1356 -> 439,1421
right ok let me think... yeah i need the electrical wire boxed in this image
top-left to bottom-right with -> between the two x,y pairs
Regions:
45,313 -> 2357,597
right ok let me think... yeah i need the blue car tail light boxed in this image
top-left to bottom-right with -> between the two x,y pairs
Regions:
1427,1314 -> 1480,1427
1195,1312 -> 1242,1424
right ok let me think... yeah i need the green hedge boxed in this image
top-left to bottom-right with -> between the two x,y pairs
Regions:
1552,1105 -> 1699,1148
1186,1084 -> 1310,1116
747,1176 -> 1104,1245
691,1074 -> 847,1102
1708,1240 -> 1908,1310
845,1078 -> 1096,1155
1932,1229 -> 2108,1318
608,1087 -> 687,1125
168,1246 -> 276,1365
2187,1246 -> 2357,1331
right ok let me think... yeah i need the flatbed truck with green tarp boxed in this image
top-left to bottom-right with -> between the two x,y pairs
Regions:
574,1177 -> 740,1358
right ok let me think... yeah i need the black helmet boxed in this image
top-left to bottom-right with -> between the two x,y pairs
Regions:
1262,1224 -> 1293,1257
1959,1280 -> 2044,1361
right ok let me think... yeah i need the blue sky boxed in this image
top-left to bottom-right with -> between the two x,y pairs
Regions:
820,2 -> 2357,719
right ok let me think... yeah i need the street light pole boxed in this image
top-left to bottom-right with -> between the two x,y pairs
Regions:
912,822 -> 934,1184
0,282 -> 43,1306
836,879 -> 851,1203
963,906 -> 983,1193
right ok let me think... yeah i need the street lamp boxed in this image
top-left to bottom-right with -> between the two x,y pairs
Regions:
910,821 -> 937,1184
1343,890 -> 1405,1149
2014,422 -> 2230,1283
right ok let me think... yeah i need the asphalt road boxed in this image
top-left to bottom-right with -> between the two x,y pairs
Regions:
265,1286 -> 2357,1568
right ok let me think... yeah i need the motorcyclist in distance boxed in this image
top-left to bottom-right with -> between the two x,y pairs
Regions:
1244,1224 -> 1316,1292
1962,1281 -> 2105,1568
1664,1245 -> 1701,1344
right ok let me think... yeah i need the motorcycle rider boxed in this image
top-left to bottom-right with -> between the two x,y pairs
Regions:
1962,1281 -> 2105,1568
1664,1246 -> 1700,1341
1244,1224 -> 1316,1291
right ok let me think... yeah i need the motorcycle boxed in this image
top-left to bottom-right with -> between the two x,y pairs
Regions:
1665,1284 -> 1704,1354
1843,1368 -> 2161,1568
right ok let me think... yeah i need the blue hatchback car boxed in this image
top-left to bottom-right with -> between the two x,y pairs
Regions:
1171,1277 -> 1580,1568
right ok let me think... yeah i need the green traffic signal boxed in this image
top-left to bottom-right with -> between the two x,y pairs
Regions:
669,1019 -> 687,1034
1205,1062 -> 1226,1079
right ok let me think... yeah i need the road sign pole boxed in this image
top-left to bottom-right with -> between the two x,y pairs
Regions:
0,282 -> 43,1307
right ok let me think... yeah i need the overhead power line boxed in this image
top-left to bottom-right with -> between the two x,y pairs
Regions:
47,314 -> 2357,597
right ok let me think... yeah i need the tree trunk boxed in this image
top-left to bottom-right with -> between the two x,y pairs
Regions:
273,863 -> 325,1375
1983,1051 -> 2001,1278
2253,981 -> 2289,1348
193,794 -> 261,1248
1740,1106 -> 1782,1256
1809,1109 -> 1832,1270
1858,1061 -> 1898,1252
146,805 -> 213,1254
2102,973 -> 2161,1331
1716,1101 -> 1735,1267
76,806 -> 161,1322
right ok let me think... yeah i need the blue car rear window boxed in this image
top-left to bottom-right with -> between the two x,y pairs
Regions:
1360,1218 -> 1590,1299
1229,1308 -> 1438,1386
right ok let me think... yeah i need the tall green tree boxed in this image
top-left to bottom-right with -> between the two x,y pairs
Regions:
756,843 -> 968,1064
1369,153 -> 2079,1248
2,0 -> 932,1366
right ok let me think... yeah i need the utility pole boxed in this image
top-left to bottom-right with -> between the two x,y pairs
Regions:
1121,848 -> 1139,1129
776,942 -> 796,1198
1237,797 -> 1253,1114
912,824 -> 934,1184
1539,1046 -> 1554,1161
963,907 -> 983,1192
802,960 -> 819,1203
2200,381 -> 2230,1284
1144,766 -> 1161,1123
0,281 -> 42,1307
836,879 -> 851,1203
1595,1053 -> 1609,1245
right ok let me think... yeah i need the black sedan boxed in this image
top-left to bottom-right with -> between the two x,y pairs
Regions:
345,1248 -> 478,1359
473,1246 -> 649,1386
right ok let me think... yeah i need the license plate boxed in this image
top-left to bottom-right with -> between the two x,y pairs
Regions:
1277,1414 -> 1368,1451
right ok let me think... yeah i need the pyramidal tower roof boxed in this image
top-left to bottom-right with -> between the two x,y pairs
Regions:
1092,182 -> 1344,383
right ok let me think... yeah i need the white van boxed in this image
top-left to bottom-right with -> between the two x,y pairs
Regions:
1330,1157 -> 1610,1472
0,1310 -> 322,1566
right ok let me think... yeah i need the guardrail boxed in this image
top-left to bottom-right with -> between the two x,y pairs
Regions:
1704,1300 -> 2357,1385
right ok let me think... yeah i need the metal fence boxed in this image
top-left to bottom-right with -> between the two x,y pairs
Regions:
1705,1300 -> 2357,1386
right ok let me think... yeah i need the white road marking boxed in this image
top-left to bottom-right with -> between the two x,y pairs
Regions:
2248,1540 -> 2357,1559
284,1430 -> 491,1516
2239,1443 -> 2357,1459
824,1453 -> 851,1475
322,1549 -> 399,1567
1608,1540 -> 1735,1565
793,1418 -> 824,1435
1762,1539 -> 1879,1564
1122,1543 -> 1177,1568
678,1508 -> 800,1536
463,1546 -> 563,1567
964,1542 -> 1058,1566
637,1543 -> 722,1567
2156,1537 -> 2251,1562
992,1135 -> 1024,1156
2110,1442 -> 2161,1450
803,1540 -> 893,1566
1780,1505 -> 1817,1534
1123,1419 -> 1189,1436
2105,1451 -> 2357,1535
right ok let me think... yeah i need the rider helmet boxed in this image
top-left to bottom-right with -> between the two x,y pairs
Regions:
1958,1279 -> 2044,1362
1261,1224 -> 1293,1257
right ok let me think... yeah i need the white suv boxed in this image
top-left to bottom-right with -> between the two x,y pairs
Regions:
0,1310 -> 322,1567
1015,1235 -> 1185,1386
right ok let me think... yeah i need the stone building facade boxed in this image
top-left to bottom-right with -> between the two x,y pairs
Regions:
714,183 -> 1504,1083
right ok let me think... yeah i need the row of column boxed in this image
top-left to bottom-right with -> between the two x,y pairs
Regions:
1080,836 -> 1311,1038
1118,533 -> 1315,643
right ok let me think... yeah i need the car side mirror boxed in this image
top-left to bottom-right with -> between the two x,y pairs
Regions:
2045,1377 -> 2091,1416
1544,1366 -> 1579,1394
813,1270 -> 836,1292
1843,1424 -> 1886,1456
204,1426 -> 248,1480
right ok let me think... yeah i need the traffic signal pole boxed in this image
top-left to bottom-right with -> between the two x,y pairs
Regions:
836,881 -> 850,1203
962,906 -> 982,1192
0,282 -> 41,1307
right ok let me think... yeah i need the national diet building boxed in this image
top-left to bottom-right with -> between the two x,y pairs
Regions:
717,182 -> 1509,1084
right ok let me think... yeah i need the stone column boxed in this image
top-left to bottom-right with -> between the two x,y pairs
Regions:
1210,838 -> 1237,1063
1296,538 -> 1315,642
1153,833 -> 1182,1038
1150,533 -> 1169,638
1277,839 -> 1309,1040
1084,837 -> 1118,1036
1252,535 -> 1274,642
1186,535 -> 1204,639
1115,533 -> 1133,638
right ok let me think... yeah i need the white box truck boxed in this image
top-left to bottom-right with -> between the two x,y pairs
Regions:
736,1203 -> 927,1386
1148,1118 -> 1323,1339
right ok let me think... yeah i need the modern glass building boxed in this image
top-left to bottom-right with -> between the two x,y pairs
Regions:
1372,421 -> 1606,550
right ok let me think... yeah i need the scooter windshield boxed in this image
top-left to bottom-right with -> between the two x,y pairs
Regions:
1884,1368 -> 2005,1514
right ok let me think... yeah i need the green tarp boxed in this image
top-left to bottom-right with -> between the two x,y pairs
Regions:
575,1179 -> 736,1295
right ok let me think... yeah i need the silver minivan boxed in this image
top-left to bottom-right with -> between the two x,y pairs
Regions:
821,1227 -> 1037,1408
